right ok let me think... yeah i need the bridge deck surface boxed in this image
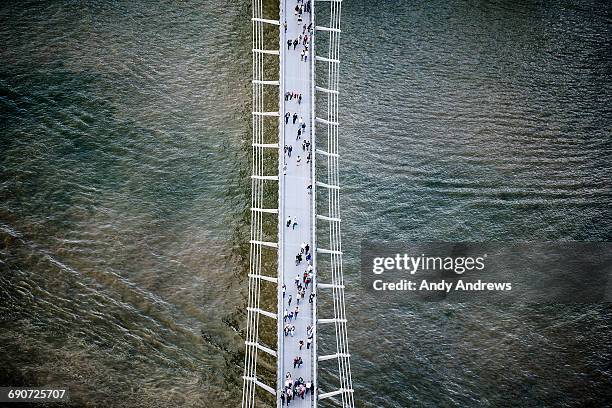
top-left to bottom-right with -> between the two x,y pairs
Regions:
279,0 -> 314,406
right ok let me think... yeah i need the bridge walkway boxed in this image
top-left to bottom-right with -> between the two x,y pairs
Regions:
278,0 -> 315,406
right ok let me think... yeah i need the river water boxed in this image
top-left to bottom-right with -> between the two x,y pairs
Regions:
1,1 -> 610,407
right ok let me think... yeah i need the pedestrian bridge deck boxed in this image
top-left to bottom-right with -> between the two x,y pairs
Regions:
278,0 -> 315,405
244,0 -> 353,406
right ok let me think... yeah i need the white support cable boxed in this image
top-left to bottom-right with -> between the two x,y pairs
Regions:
318,1 -> 355,406
310,0 -> 319,405
317,318 -> 348,324
316,248 -> 343,255
251,175 -> 279,181
315,117 -> 339,126
317,282 -> 345,289
252,143 -> 279,148
243,1 -> 267,406
253,79 -> 280,86
248,273 -> 278,284
251,17 -> 280,25
247,307 -> 278,320
316,181 -> 340,190
276,0 -> 286,406
315,25 -> 341,33
316,214 -> 341,222
245,341 -> 278,358
315,148 -> 339,158
250,207 -> 279,214
243,376 -> 277,395
318,353 -> 350,362
315,56 -> 340,64
250,239 -> 279,249
252,111 -> 280,117
318,389 -> 354,400
327,6 -> 348,401
252,48 -> 280,55
315,85 -> 339,95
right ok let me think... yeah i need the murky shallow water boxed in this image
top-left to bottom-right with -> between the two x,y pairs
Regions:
1,1 -> 611,406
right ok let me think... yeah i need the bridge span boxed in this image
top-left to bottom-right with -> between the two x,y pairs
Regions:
243,1 -> 353,407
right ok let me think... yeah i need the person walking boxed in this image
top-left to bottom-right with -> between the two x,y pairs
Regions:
306,338 -> 312,349
297,128 -> 301,140
292,112 -> 298,124
287,39 -> 292,50
299,339 -> 304,350
294,306 -> 299,319
292,219 -> 298,229
283,284 -> 286,297
309,293 -> 314,303
286,216 -> 292,227
298,94 -> 302,104
285,112 -> 290,124
296,155 -> 301,166
288,294 -> 292,306
293,38 -> 298,50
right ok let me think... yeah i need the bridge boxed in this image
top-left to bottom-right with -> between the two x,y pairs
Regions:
243,0 -> 353,407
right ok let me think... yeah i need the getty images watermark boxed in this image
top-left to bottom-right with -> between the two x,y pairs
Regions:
361,242 -> 612,303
